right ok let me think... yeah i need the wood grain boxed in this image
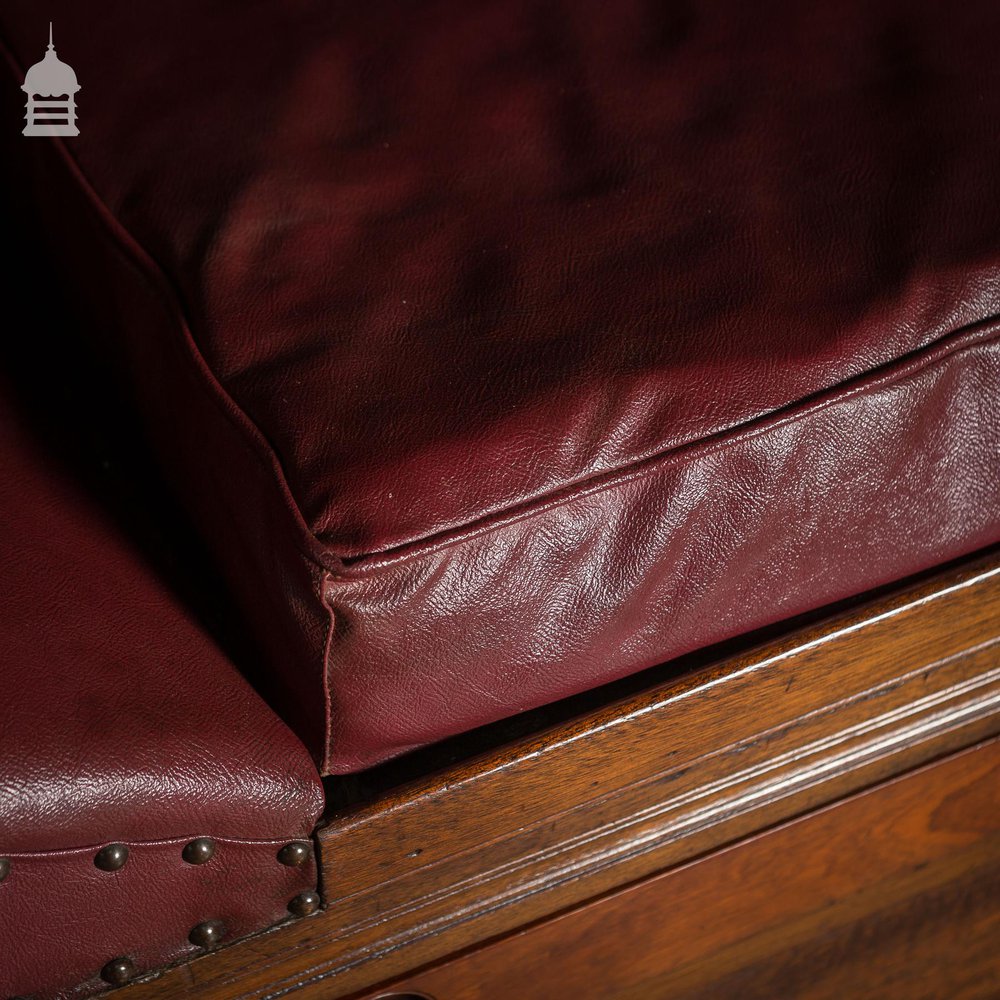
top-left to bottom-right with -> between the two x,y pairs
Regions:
360,737 -> 1000,1000
120,550 -> 1000,999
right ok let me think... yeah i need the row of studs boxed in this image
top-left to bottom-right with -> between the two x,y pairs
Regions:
0,838 -> 321,989
0,836 -> 312,877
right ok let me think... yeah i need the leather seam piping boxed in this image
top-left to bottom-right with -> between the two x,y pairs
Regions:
2,834 -> 312,859
320,570 -> 338,774
334,318 -> 1000,573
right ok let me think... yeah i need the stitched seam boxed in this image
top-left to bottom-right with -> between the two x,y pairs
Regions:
319,570 -> 338,774
336,319 -> 1000,573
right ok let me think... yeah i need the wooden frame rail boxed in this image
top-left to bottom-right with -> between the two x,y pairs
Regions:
359,736 -> 1000,999
122,549 -> 1000,999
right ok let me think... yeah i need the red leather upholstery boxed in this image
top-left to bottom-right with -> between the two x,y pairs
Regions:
2,1 -> 999,772
0,381 -> 325,996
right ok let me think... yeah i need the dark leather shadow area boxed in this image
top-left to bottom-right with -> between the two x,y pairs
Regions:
0,160 -> 277,722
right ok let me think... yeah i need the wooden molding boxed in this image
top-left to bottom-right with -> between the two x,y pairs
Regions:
359,737 -> 1000,999
121,550 -> 1000,999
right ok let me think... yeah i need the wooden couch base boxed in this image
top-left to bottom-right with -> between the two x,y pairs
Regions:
361,736 -> 1000,1000
121,549 -> 1000,999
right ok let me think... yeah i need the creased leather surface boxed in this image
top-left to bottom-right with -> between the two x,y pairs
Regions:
1,1 -> 999,771
0,381 -> 324,995
0,385 -> 325,850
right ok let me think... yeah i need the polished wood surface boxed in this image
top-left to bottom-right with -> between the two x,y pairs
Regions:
361,737 -> 1000,1000
122,550 -> 1000,999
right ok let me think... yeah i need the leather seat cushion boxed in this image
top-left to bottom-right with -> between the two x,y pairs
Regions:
0,378 -> 325,996
2,0 -> 998,772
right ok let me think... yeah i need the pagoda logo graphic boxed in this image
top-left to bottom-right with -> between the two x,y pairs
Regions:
22,23 -> 80,137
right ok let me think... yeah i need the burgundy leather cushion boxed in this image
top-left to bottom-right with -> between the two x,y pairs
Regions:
2,1 -> 999,772
0,379 -> 325,996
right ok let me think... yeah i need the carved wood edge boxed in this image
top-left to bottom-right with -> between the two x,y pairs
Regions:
121,551 -> 1000,999
356,736 -> 1000,1000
